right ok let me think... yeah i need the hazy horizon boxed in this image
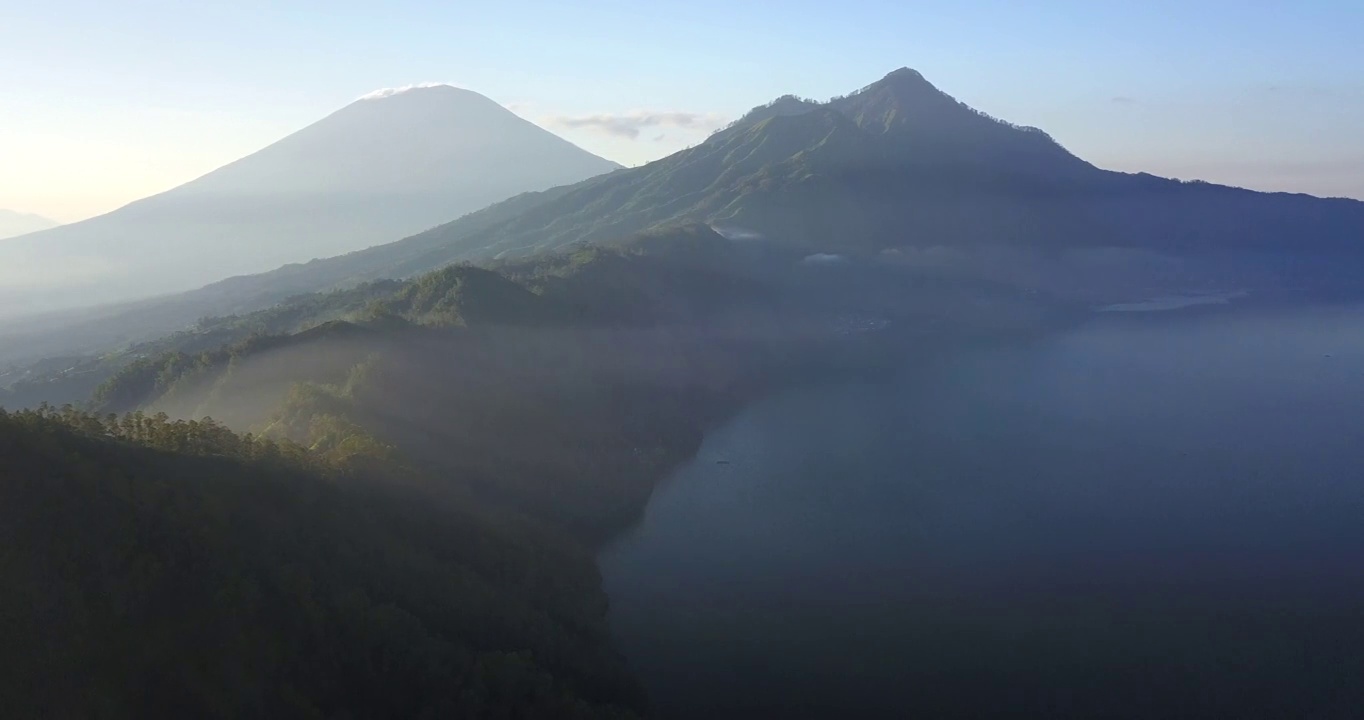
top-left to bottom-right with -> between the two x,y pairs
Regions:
4,1 -> 1363,223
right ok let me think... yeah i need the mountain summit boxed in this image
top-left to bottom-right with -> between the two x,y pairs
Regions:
0,85 -> 620,315
178,85 -> 613,200
826,68 -> 1092,176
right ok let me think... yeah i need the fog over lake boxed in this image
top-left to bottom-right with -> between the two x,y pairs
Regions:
600,305 -> 1364,719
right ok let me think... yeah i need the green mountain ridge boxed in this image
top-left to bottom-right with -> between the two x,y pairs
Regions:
75,225 -> 1060,540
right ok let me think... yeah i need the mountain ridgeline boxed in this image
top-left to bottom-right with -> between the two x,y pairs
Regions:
157,67 -> 1364,291
4,68 -> 1361,367
0,85 -> 620,316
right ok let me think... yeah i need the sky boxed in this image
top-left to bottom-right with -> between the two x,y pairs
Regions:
2,0 -> 1363,223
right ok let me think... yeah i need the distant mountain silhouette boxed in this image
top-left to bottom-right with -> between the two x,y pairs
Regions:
0,210 -> 59,240
0,85 -> 620,315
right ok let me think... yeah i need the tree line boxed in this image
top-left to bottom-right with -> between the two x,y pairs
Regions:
0,404 -> 645,718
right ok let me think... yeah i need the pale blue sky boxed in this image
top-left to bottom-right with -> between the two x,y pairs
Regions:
3,0 -> 1362,222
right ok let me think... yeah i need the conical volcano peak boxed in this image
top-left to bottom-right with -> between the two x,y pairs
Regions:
0,80 -> 620,313
342,84 -> 507,119
357,83 -> 470,101
338,84 -> 519,127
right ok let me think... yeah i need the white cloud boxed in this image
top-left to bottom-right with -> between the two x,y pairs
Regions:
543,110 -> 728,140
358,83 -> 455,101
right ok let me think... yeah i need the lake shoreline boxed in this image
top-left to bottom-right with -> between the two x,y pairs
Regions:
586,299 -> 1084,550
602,297 -> 1364,714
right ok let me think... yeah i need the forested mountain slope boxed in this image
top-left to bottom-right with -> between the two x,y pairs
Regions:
0,220 -> 1064,716
78,226 -> 1061,535
0,406 -> 645,718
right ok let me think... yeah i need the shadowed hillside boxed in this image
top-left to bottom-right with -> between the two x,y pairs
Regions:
0,407 -> 646,719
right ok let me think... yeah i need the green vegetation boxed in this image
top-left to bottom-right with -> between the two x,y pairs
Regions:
0,404 -> 645,719
83,226 -> 1060,538
0,281 -> 405,411
0,223 -> 1065,715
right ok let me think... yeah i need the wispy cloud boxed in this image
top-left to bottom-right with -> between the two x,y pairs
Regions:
1111,96 -> 1138,105
543,110 -> 728,140
358,83 -> 454,100
1264,83 -> 1322,95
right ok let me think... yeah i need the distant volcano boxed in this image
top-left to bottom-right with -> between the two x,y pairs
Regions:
0,85 -> 620,314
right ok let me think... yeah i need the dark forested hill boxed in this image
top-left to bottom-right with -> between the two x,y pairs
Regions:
0,407 -> 644,719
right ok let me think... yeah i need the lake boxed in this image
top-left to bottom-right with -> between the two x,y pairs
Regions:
598,305 -> 1364,719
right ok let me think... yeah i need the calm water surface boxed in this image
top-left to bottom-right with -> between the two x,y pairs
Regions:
599,306 -> 1364,719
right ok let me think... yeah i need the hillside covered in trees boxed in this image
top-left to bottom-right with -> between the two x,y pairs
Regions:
0,225 -> 1065,716
0,405 -> 645,719
81,227 -> 1061,532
